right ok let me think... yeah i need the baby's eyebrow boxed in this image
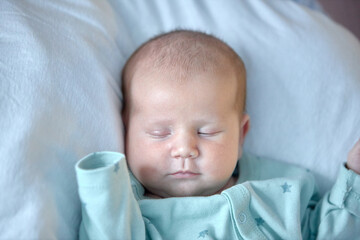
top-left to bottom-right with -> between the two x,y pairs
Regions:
194,116 -> 226,124
144,113 -> 226,126
145,119 -> 173,126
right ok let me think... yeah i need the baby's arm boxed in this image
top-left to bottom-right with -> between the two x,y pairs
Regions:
75,152 -> 145,240
347,138 -> 360,174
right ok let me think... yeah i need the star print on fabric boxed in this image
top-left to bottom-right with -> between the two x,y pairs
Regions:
281,182 -> 292,193
114,162 -> 120,173
198,230 -> 209,238
255,217 -> 265,226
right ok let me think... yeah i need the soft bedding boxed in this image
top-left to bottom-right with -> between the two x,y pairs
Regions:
1,0 -> 360,238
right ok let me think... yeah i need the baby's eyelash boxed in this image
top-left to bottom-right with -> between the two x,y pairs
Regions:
147,130 -> 171,139
198,131 -> 222,136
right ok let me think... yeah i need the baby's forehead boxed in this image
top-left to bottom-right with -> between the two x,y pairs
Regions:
122,30 -> 247,113
130,60 -> 238,93
128,55 -> 243,108
130,66 -> 240,112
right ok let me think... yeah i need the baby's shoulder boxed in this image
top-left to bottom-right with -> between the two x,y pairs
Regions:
239,153 -> 314,183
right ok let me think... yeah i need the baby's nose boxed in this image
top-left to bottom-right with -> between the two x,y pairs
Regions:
170,133 -> 199,159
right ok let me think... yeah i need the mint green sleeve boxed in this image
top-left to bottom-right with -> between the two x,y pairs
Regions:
240,155 -> 360,239
75,152 -> 145,240
306,164 -> 360,239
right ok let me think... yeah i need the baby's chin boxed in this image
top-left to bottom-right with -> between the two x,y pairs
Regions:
145,182 -> 230,199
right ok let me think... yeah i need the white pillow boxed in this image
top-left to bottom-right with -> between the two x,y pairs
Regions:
0,0 -> 124,238
1,0 -> 359,238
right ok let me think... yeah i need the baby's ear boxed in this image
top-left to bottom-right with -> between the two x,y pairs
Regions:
239,113 -> 250,146
121,109 -> 129,132
347,138 -> 360,175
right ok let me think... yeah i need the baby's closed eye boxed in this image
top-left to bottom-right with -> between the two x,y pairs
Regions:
197,129 -> 223,137
146,129 -> 171,139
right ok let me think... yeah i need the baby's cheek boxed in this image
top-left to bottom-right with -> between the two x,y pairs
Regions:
137,164 -> 157,181
130,146 -> 165,177
128,157 -> 158,187
205,154 -> 236,177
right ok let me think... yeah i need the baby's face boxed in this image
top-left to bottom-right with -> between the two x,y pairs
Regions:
124,67 -> 248,198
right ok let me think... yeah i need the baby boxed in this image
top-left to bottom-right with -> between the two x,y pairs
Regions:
76,30 -> 360,239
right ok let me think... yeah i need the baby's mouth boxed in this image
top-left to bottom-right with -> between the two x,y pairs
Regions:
170,171 -> 201,179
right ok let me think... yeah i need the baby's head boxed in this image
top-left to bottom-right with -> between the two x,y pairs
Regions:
122,30 -> 250,198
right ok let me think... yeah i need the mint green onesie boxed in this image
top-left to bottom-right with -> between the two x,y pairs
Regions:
75,152 -> 360,239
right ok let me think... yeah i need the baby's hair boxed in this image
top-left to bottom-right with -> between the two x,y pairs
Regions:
122,30 -> 246,119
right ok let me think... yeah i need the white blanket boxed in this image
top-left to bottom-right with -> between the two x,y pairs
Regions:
1,0 -> 359,238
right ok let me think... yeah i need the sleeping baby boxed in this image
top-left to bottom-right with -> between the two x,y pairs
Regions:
75,30 -> 360,239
